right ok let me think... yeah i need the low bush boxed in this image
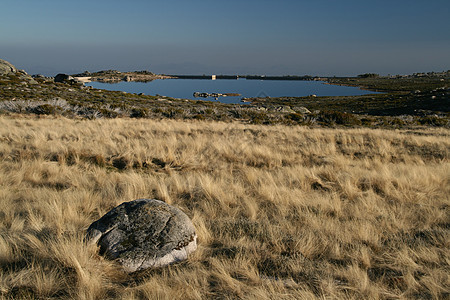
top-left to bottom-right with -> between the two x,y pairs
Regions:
246,110 -> 274,124
318,110 -> 361,126
130,108 -> 148,118
192,114 -> 206,120
99,108 -> 119,118
29,104 -> 57,115
163,108 -> 185,118
361,117 -> 375,126
418,116 -> 448,126
285,112 -> 304,123
389,118 -> 406,127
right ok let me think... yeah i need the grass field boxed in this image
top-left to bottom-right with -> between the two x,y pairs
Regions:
0,115 -> 448,299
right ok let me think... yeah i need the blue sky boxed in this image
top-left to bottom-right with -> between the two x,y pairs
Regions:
1,0 -> 449,76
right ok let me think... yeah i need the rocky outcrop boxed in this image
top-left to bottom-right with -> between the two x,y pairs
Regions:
54,73 -> 74,83
54,73 -> 85,85
86,199 -> 197,273
0,59 -> 17,75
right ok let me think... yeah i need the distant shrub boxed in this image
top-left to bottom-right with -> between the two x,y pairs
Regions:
318,110 -> 361,125
130,108 -> 148,118
361,117 -> 375,126
163,108 -> 185,118
246,111 -> 273,124
99,108 -> 119,118
152,107 -> 164,114
29,104 -> 57,115
204,108 -> 215,115
389,118 -> 406,127
285,113 -> 304,123
418,116 -> 448,126
192,114 -> 206,120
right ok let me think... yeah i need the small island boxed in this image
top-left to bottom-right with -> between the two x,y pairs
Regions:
73,70 -> 175,83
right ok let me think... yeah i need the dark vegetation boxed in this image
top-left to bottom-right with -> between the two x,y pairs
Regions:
0,71 -> 449,128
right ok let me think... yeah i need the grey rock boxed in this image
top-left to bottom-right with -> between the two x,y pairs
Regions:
0,59 -> 17,75
276,105 -> 296,113
86,199 -> 197,273
293,106 -> 311,114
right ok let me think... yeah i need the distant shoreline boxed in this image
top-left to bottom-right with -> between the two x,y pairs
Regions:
167,74 -> 324,81
73,76 -> 92,83
75,70 -> 328,84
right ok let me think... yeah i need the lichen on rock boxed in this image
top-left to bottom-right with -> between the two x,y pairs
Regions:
86,199 -> 197,273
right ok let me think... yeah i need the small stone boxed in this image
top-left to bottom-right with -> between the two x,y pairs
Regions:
86,199 -> 197,273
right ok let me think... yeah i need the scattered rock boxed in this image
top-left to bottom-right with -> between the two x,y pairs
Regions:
276,106 -> 295,113
293,106 -> 311,114
25,77 -> 38,85
0,59 -> 17,75
86,199 -> 197,273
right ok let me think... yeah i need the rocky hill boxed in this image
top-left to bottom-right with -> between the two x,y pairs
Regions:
0,59 -> 17,75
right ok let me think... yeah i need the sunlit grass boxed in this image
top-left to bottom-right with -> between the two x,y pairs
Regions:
0,115 -> 448,299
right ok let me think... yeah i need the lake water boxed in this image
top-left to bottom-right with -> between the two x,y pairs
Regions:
87,79 -> 376,104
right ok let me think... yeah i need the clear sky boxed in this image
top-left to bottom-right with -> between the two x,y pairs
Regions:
1,0 -> 449,76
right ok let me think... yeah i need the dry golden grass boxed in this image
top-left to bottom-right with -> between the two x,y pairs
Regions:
0,115 -> 449,299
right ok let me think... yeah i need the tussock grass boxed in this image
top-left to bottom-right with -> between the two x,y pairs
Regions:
0,115 -> 449,299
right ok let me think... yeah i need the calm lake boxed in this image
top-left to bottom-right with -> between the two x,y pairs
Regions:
87,79 -> 376,104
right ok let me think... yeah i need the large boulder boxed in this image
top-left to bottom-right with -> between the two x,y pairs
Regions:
54,73 -> 74,83
0,59 -> 17,75
86,199 -> 197,273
